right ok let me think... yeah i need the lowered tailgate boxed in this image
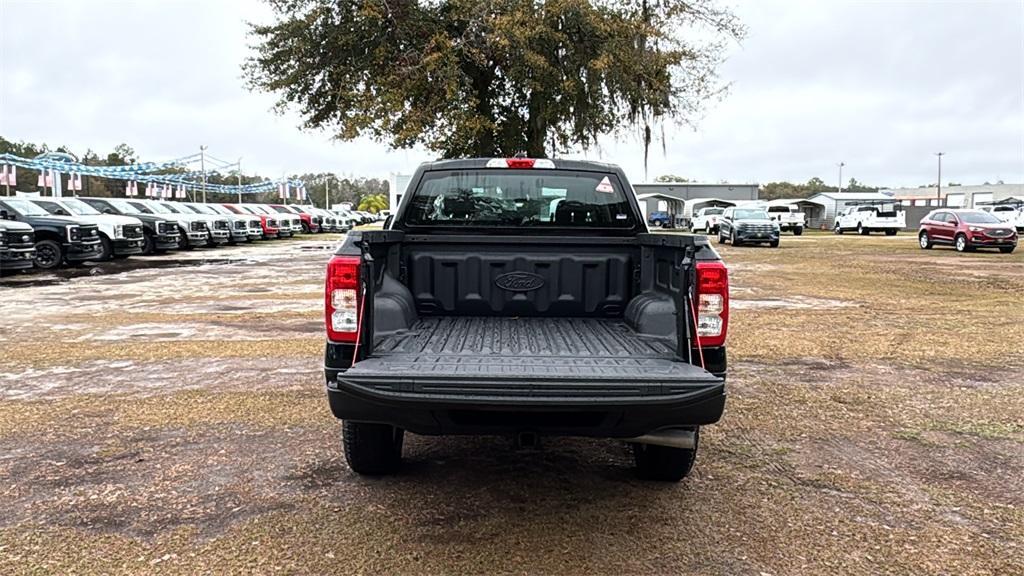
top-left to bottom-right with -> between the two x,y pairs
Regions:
338,316 -> 721,404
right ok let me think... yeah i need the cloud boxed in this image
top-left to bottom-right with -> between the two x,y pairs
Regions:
1,0 -> 1021,187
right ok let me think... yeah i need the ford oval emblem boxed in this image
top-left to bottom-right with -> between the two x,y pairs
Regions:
495,271 -> 545,292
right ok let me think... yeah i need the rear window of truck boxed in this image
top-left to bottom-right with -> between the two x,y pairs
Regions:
404,170 -> 636,229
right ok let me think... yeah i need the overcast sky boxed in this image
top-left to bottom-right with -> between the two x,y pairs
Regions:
1,0 -> 1021,188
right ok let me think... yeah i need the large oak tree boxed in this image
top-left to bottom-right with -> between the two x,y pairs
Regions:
245,0 -> 743,161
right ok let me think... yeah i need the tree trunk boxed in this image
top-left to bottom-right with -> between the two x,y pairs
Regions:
525,91 -> 548,158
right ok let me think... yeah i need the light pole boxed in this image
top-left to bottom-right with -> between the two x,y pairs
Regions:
838,162 -> 845,194
200,145 -> 208,203
237,157 -> 243,204
935,152 -> 944,205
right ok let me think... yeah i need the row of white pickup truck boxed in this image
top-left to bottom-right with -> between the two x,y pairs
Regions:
688,201 -> 1024,236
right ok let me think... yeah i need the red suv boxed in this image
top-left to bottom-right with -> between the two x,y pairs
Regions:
918,209 -> 1017,253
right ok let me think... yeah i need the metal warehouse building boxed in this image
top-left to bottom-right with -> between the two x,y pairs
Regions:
882,183 -> 1024,210
796,192 -> 898,230
633,183 -> 759,224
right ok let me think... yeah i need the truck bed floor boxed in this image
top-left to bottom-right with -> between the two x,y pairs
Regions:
349,317 -> 717,383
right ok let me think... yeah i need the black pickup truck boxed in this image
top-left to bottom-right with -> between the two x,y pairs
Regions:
0,198 -> 103,269
324,158 -> 730,481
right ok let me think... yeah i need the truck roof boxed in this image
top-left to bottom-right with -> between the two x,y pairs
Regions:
417,157 -> 623,173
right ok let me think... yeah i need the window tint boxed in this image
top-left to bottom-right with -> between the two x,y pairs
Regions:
405,170 -> 635,228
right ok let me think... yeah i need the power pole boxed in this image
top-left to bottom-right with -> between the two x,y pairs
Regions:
325,175 -> 331,209
838,162 -> 845,194
237,157 -> 243,204
935,152 -> 944,205
200,145 -> 208,203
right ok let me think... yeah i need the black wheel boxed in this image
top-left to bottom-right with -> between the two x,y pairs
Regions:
834,223 -> 843,235
633,429 -> 699,482
885,229 -> 897,236
33,239 -> 64,270
141,231 -> 156,255
717,229 -> 726,244
793,227 -> 803,236
301,222 -> 311,234
769,240 -> 780,248
731,230 -> 741,246
955,233 -> 969,253
858,223 -> 868,236
999,246 -> 1016,254
342,421 -> 404,475
919,232 -> 933,250
98,235 -> 114,260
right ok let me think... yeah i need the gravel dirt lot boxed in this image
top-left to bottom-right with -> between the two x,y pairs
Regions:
1,232 -> 1022,575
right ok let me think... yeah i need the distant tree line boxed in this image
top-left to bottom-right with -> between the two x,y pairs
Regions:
0,137 -> 390,209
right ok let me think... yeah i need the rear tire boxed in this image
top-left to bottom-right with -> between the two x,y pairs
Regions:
919,231 -> 933,249
343,421 -> 404,475
633,429 -> 699,482
794,227 -> 803,236
885,229 -> 897,236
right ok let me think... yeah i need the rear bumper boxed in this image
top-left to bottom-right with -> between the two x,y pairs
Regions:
113,237 -> 145,256
326,377 -> 725,437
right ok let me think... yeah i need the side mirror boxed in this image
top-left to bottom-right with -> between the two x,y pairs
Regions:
56,208 -> 70,216
103,207 -> 117,215
0,209 -> 8,220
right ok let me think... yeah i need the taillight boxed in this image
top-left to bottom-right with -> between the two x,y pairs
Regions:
325,256 -> 361,342
695,261 -> 729,347
485,158 -> 556,169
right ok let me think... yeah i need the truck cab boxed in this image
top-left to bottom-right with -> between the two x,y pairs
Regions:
79,197 -> 181,254
834,203 -> 905,235
766,204 -> 806,235
0,198 -> 103,269
0,218 -> 37,271
181,202 -> 250,243
981,204 -> 1024,233
269,204 -> 316,234
222,204 -> 281,239
126,199 -> 210,250
324,158 -> 729,481
158,201 -> 231,247
690,207 -> 726,234
29,197 -> 145,259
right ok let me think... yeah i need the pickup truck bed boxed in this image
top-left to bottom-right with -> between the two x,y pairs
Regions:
345,316 -> 718,395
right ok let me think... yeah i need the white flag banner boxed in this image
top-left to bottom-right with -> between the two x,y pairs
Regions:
0,165 -> 7,186
45,173 -> 54,188
38,172 -> 46,188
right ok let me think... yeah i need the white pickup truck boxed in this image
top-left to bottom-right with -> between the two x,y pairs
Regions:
689,207 -> 726,234
834,203 -> 906,236
767,205 -> 805,235
981,205 -> 1024,234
